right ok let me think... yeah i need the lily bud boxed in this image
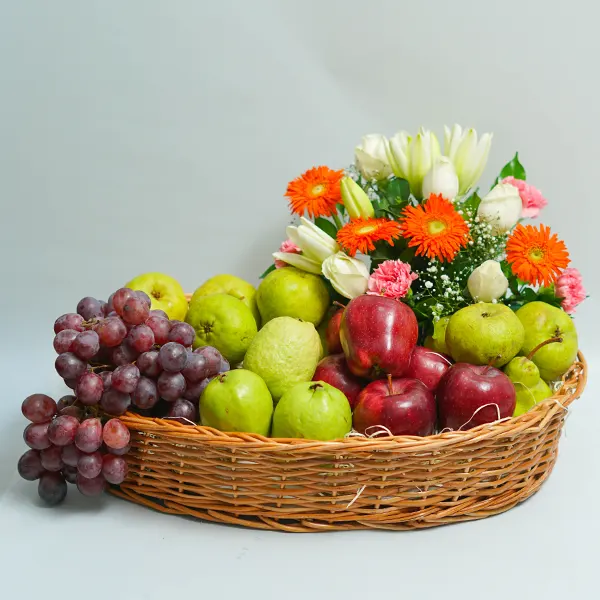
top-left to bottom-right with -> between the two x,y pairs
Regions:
467,260 -> 509,302
340,177 -> 375,220
321,252 -> 370,299
477,183 -> 522,233
355,134 -> 392,181
422,157 -> 459,201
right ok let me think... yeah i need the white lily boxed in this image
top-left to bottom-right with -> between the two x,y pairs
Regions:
386,127 -> 441,198
355,134 -> 392,181
444,124 -> 493,194
322,252 -> 370,299
422,156 -> 459,201
477,183 -> 522,234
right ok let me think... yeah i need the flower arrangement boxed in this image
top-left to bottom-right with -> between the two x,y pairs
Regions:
266,124 -> 587,339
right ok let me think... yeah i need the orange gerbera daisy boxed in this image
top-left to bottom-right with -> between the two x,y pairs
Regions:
285,166 -> 344,218
506,223 -> 570,287
400,194 -> 469,262
336,217 -> 403,256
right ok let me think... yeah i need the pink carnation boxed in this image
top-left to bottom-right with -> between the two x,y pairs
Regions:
367,260 -> 418,299
274,239 -> 301,269
502,176 -> 548,219
555,267 -> 587,314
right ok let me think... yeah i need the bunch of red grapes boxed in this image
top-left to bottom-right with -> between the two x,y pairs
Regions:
18,286 -> 229,506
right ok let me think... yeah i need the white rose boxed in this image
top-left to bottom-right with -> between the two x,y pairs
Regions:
477,183 -> 522,233
467,260 -> 509,302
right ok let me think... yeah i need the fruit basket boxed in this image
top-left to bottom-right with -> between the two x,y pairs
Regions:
109,352 -> 586,532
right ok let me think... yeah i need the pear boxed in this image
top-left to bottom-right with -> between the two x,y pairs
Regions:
504,356 -> 553,417
424,316 -> 450,355
515,301 -> 578,382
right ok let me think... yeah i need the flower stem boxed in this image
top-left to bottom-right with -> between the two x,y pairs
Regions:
332,213 -> 344,231
526,336 -> 563,361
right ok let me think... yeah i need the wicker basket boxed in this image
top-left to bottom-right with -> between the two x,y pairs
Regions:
109,350 -> 587,532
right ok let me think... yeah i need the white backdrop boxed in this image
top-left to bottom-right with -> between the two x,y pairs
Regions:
1,1 -> 598,598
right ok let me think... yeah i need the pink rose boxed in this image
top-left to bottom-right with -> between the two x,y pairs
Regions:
367,260 -> 418,299
274,239 -> 301,269
555,267 -> 586,314
502,176 -> 548,219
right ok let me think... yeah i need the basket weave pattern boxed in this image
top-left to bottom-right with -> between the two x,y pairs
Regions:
110,353 -> 586,532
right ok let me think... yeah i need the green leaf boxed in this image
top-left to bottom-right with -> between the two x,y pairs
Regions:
259,264 -> 276,279
385,177 -> 411,203
459,191 -> 482,218
314,217 -> 338,238
495,152 -> 526,184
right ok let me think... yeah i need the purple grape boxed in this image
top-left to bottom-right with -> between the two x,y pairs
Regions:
61,444 -> 82,467
111,343 -> 139,366
103,419 -> 130,450
106,293 -> 115,314
98,300 -> 107,315
22,394 -> 57,423
90,346 -> 112,366
47,415 -> 79,446
122,296 -> 150,325
53,329 -> 78,354
182,377 -> 212,402
167,399 -> 197,423
62,465 -> 78,484
18,450 -> 45,481
76,297 -> 104,320
132,377 -> 159,409
149,309 -> 168,319
112,288 -> 135,317
145,316 -> 171,345
99,370 -> 113,389
159,342 -> 188,373
54,313 -> 84,334
168,323 -> 195,347
100,389 -> 131,415
71,330 -> 100,360
157,372 -> 186,401
219,358 -> 230,373
193,346 -> 223,375
102,454 -> 128,484
77,452 -> 103,479
24,422 -> 51,450
96,317 -> 127,347
39,472 -> 68,505
135,290 -> 152,308
55,352 -> 87,379
76,372 -> 104,405
40,445 -> 64,472
111,364 -> 140,393
57,395 -> 76,411
60,404 -> 83,419
127,324 -> 155,353
181,354 -> 210,383
64,378 -> 78,391
76,473 -> 106,496
137,351 -> 162,377
75,418 -> 103,453
107,444 -> 130,456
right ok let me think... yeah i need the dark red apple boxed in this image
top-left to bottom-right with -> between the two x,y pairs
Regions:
340,295 -> 418,379
325,309 -> 343,354
353,377 -> 436,437
405,346 -> 452,392
312,354 -> 365,409
436,363 -> 516,431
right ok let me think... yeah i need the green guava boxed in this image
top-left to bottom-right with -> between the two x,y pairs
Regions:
256,267 -> 329,326
185,293 -> 257,364
200,369 -> 273,436
271,381 -> 352,441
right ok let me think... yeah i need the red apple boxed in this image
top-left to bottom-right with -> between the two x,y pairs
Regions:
353,377 -> 436,437
340,295 -> 418,379
325,309 -> 343,354
312,354 -> 365,409
436,363 -> 516,431
405,346 -> 452,392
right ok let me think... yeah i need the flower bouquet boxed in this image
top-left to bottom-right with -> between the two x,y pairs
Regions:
15,125 -> 587,531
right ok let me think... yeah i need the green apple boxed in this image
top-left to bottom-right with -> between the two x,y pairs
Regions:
243,316 -> 322,401
515,301 -> 578,381
256,267 -> 330,326
271,381 -> 352,441
200,369 -> 273,436
445,302 -> 524,367
185,293 -> 257,364
424,316 -> 450,355
125,272 -> 188,321
191,274 -> 260,328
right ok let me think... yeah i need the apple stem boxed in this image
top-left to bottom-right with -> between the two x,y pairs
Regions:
526,336 -> 563,361
333,301 -> 346,310
387,374 -> 394,395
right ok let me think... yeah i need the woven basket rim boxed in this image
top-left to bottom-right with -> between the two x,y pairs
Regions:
118,349 -> 586,451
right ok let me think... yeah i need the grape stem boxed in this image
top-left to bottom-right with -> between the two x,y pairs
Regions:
526,336 -> 563,361
89,364 -> 114,372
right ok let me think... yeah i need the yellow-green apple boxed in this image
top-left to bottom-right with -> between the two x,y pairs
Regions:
125,272 -> 188,321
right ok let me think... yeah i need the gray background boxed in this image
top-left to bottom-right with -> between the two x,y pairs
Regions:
1,1 -> 598,598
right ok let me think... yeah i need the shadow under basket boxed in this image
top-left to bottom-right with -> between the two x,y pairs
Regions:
110,352 -> 587,532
